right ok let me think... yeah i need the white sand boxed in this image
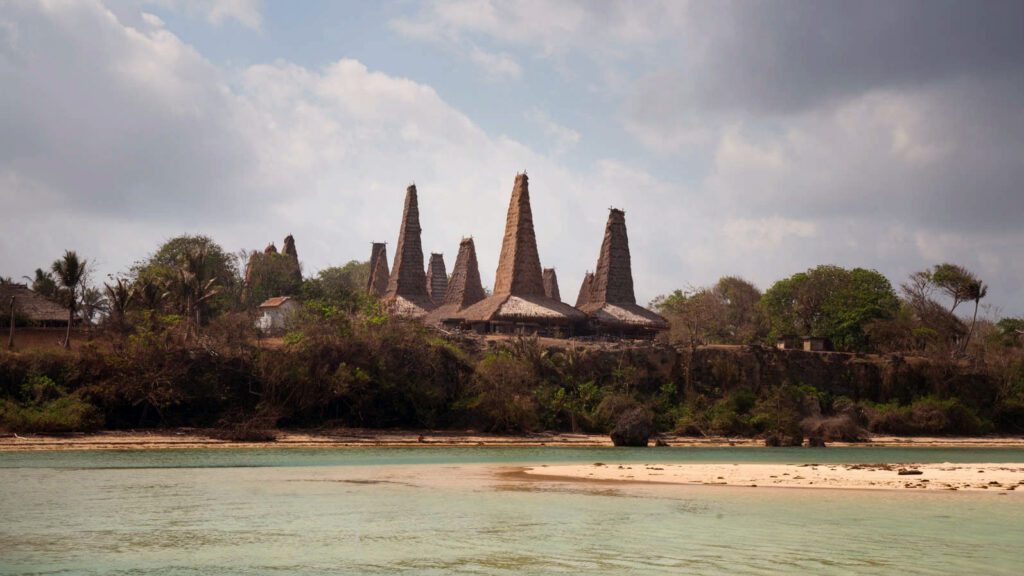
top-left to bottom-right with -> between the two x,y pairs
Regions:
523,462 -> 1024,493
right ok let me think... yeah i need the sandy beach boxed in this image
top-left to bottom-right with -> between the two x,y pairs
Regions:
1,429 -> 1024,452
521,461 -> 1024,493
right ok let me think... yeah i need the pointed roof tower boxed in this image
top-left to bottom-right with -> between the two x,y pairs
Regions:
426,253 -> 449,305
493,173 -> 544,296
383,185 -> 434,316
426,237 -> 486,324
457,173 -> 585,329
366,242 -> 389,297
578,209 -> 667,334
576,272 -> 594,308
263,242 -> 278,254
542,268 -> 561,302
283,234 -> 298,259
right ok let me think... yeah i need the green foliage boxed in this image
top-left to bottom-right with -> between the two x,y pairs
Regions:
861,397 -> 990,435
763,265 -> 899,351
0,370 -> 102,432
132,235 -> 239,318
244,252 -> 302,306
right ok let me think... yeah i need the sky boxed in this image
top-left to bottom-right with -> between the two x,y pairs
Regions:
1,0 -> 1022,314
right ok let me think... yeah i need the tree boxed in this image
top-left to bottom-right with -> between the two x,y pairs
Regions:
51,251 -> 87,348
169,245 -> 220,340
242,250 -> 303,306
104,278 -> 135,331
301,261 -> 371,311
762,265 -> 899,352
133,235 -> 238,316
25,268 -> 58,298
901,263 -> 987,354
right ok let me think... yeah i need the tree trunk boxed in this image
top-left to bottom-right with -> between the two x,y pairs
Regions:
964,298 -> 981,354
63,306 -> 72,348
7,296 -> 14,350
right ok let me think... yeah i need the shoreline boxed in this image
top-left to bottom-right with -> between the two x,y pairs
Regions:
2,428 -> 1024,452
517,462 -> 1024,493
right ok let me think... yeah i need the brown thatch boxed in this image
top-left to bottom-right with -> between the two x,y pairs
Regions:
579,209 -> 668,332
542,268 -> 561,302
282,234 -> 302,282
383,184 -> 434,316
493,173 -> 544,296
426,253 -> 448,306
0,283 -> 68,325
457,174 -> 585,327
425,237 -> 486,324
366,242 -> 389,296
575,271 -> 594,308
264,242 -> 278,254
283,234 -> 298,259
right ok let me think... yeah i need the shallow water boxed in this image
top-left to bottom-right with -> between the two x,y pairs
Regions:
2,447 -> 1023,575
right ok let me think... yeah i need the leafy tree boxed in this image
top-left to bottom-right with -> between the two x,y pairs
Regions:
900,263 -> 987,354
301,261 -> 371,312
168,245 -> 220,340
762,265 -> 899,352
133,235 -> 238,315
25,269 -> 58,299
51,251 -> 87,348
653,277 -> 767,346
242,250 -> 302,306
104,278 -> 134,331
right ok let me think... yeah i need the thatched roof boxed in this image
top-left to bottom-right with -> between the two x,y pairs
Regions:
493,173 -> 545,296
366,243 -> 389,297
425,238 -> 486,324
258,296 -> 295,309
264,242 -> 278,254
426,253 -> 448,306
0,283 -> 67,324
383,184 -> 434,316
458,174 -> 584,324
542,268 -> 561,302
283,234 -> 298,259
578,209 -> 667,331
575,271 -> 594,308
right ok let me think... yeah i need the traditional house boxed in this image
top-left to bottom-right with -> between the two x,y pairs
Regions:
803,336 -> 829,352
576,209 -> 668,338
426,253 -> 448,306
256,296 -> 300,334
382,185 -> 435,318
426,237 -> 487,329
455,174 -> 585,335
0,283 -> 69,327
366,242 -> 389,297
542,268 -> 561,302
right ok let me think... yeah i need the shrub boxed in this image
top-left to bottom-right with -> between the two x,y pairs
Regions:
0,395 -> 103,433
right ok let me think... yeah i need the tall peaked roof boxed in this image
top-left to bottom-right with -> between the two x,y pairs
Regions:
443,238 -> 485,308
283,234 -> 298,259
264,242 -> 278,254
426,253 -> 448,305
386,185 -> 428,298
367,243 -> 389,296
493,173 -> 544,296
576,272 -> 594,308
579,209 -> 667,332
591,208 -> 635,304
455,174 -> 585,326
542,268 -> 561,302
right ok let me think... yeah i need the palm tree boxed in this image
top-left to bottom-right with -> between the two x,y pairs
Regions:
962,280 -> 989,354
104,278 -> 135,331
172,246 -> 219,340
51,251 -> 87,348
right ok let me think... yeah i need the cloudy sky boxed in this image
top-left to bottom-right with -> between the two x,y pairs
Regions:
2,0 -> 1022,313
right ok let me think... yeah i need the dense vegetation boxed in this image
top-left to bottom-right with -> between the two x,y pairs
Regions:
1,236 -> 1022,440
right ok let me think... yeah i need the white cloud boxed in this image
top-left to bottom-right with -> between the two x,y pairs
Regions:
524,109 -> 580,155
466,45 -> 522,80
143,0 -> 262,30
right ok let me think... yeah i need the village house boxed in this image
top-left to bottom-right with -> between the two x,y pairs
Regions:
256,296 -> 300,334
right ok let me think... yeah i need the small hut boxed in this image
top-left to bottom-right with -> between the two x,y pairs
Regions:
426,253 -> 448,306
455,173 -> 585,336
382,185 -> 435,317
256,296 -> 300,334
0,283 -> 69,327
577,209 -> 668,338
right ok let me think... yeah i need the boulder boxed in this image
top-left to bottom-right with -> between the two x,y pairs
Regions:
610,407 -> 653,447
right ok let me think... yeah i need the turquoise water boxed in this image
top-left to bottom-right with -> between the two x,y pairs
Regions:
2,447 -> 1023,575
